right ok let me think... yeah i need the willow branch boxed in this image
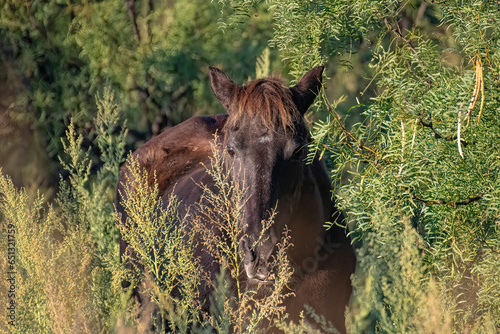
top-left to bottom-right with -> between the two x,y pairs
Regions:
418,117 -> 451,140
411,192 -> 483,207
418,115 -> 468,146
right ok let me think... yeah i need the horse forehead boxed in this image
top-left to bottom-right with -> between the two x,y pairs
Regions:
228,118 -> 299,149
248,127 -> 293,145
255,132 -> 295,148
252,134 -> 298,160
257,134 -> 273,144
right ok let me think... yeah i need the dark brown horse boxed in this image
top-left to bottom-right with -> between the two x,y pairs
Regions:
116,67 -> 356,332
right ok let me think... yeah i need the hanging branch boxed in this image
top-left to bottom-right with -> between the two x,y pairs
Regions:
411,192 -> 483,207
458,55 -> 484,158
382,17 -> 435,87
418,115 -> 468,147
317,89 -> 381,175
466,56 -> 484,126
321,90 -> 377,156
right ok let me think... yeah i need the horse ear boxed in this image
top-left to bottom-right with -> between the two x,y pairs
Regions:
290,66 -> 324,114
209,67 -> 239,111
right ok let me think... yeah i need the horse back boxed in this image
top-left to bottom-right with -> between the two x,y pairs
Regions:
117,114 -> 227,200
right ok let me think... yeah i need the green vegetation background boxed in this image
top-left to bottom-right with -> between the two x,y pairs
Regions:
0,0 -> 499,332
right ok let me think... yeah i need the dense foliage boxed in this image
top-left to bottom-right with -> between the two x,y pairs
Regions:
1,0 -> 499,333
0,0 -> 275,165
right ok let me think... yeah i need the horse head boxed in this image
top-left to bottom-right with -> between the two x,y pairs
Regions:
209,66 -> 324,284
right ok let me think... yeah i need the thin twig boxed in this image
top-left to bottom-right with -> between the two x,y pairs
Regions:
410,117 -> 418,151
321,88 -> 378,156
418,115 -> 466,145
400,119 -> 405,160
332,113 -> 377,155
383,18 -> 417,54
411,192 -> 483,207
477,57 -> 485,121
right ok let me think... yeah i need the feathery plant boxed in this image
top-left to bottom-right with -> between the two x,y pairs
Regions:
116,156 -> 201,332
0,89 -> 128,333
58,88 -> 126,255
255,47 -> 271,78
0,172 -> 97,333
191,137 -> 294,333
346,203 -> 453,333
116,134 -> 295,332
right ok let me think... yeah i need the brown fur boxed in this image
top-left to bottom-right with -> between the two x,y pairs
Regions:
117,114 -> 228,199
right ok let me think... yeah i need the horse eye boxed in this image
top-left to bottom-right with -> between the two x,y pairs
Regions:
227,146 -> 235,156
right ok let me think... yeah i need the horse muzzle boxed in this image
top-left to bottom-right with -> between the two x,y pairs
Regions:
239,236 -> 274,284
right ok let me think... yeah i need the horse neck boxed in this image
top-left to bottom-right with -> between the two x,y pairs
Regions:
282,161 -> 334,262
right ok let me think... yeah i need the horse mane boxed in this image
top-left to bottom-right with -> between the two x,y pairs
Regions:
227,76 -> 300,132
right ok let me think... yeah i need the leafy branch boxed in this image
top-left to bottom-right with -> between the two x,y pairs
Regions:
411,191 -> 483,207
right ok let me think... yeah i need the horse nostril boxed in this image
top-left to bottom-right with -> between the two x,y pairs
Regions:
239,237 -> 257,264
250,249 -> 257,262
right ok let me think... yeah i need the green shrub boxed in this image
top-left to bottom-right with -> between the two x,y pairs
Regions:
0,0 -> 276,166
0,90 -> 126,333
